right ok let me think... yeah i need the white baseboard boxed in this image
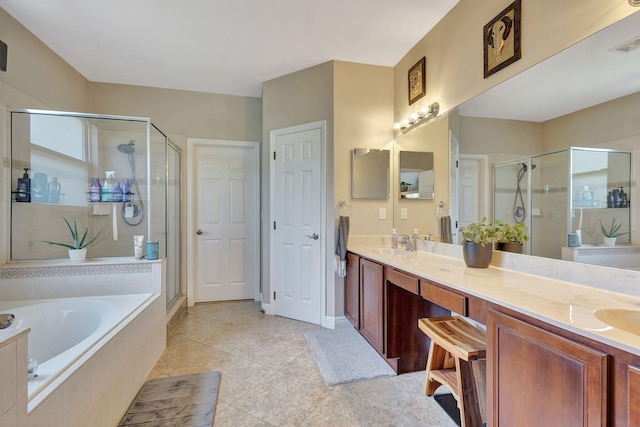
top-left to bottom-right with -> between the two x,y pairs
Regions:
322,315 -> 350,329
261,302 -> 274,315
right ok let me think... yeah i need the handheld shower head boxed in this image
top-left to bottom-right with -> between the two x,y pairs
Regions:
117,140 -> 135,154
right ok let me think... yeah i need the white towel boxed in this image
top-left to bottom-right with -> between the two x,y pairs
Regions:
334,215 -> 350,277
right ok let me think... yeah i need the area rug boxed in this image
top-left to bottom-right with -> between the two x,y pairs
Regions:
118,371 -> 221,426
304,327 -> 396,385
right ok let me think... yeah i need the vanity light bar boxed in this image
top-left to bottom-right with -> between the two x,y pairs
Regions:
393,102 -> 440,134
630,0 -> 640,6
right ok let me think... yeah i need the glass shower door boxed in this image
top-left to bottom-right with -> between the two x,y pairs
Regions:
166,142 -> 182,308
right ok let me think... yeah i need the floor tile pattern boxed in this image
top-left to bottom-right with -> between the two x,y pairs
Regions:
149,300 -> 457,427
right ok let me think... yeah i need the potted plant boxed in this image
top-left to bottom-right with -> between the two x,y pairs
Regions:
599,218 -> 628,247
460,217 -> 496,268
494,220 -> 529,253
400,181 -> 411,192
41,217 -> 102,262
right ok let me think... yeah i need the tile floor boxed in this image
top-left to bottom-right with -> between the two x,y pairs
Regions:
149,300 -> 458,427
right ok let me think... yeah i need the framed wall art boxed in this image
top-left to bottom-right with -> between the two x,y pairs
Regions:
484,0 -> 521,78
408,56 -> 426,105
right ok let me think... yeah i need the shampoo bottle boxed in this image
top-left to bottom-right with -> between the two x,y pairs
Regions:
391,229 -> 398,249
47,177 -> 61,204
90,178 -> 102,202
122,178 -> 132,202
112,181 -> 123,202
16,168 -> 31,202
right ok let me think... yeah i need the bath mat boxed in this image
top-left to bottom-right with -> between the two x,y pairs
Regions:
433,393 -> 461,426
304,327 -> 396,385
118,371 -> 220,426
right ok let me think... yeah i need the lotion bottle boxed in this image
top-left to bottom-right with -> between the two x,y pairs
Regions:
391,229 -> 398,249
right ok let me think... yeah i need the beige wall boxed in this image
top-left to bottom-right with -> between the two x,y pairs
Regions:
89,83 -> 262,142
333,61 -> 394,236
262,61 -> 335,312
394,0 -> 634,123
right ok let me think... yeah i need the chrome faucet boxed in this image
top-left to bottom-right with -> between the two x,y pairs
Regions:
0,313 -> 15,329
400,235 -> 416,251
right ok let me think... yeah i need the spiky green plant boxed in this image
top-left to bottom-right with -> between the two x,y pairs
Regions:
599,218 -> 628,238
41,217 -> 102,250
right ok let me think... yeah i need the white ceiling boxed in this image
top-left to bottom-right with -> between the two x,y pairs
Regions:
0,0 -> 459,98
459,10 -> 640,122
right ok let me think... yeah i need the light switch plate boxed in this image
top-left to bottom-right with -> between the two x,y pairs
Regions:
400,208 -> 408,220
379,207 -> 386,220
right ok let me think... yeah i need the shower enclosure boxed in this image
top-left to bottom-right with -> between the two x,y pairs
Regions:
9,109 -> 182,309
493,147 -> 631,259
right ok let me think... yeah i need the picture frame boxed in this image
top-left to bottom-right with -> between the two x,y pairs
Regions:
484,0 -> 521,78
408,56 -> 426,105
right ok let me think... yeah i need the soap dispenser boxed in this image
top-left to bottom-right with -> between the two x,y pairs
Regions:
391,229 -> 398,249
102,171 -> 115,202
411,228 -> 420,250
16,168 -> 31,202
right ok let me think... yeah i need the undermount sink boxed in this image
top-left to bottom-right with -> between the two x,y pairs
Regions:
593,308 -> 640,336
375,248 -> 412,255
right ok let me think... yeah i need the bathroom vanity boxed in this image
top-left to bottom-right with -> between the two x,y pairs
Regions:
346,245 -> 640,426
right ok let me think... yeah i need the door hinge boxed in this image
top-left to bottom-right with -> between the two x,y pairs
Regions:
455,160 -> 459,168
273,221 -> 276,230
456,220 -> 458,228
273,291 -> 276,300
273,151 -> 276,160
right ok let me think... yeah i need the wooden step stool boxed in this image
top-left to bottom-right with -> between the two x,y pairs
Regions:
418,316 -> 487,427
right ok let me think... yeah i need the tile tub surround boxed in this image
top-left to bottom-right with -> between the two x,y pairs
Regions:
0,258 -> 166,427
348,242 -> 640,356
0,258 -> 163,301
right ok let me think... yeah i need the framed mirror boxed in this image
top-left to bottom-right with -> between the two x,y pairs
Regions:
399,151 -> 434,199
351,148 -> 390,199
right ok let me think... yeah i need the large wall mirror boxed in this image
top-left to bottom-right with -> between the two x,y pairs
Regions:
450,10 -> 640,271
399,151 -> 434,200
351,148 -> 390,199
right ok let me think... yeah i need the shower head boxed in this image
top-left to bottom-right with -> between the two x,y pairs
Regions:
117,141 -> 135,154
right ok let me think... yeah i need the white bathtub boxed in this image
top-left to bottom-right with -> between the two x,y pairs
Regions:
0,293 -> 155,404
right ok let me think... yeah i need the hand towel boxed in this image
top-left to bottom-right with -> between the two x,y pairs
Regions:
334,215 -> 350,277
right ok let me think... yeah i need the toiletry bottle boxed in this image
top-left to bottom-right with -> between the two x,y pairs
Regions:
112,181 -> 123,202
620,187 -> 628,208
16,168 -> 31,202
122,178 -> 132,202
102,171 -> 115,202
47,177 -> 61,204
411,228 -> 420,250
90,178 -> 102,202
391,229 -> 398,249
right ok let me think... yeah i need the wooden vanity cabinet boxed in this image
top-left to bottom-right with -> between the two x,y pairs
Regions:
359,258 -> 385,353
627,365 -> 640,425
487,306 -> 609,427
344,252 -> 360,328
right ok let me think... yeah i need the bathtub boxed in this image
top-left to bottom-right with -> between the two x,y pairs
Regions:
0,293 -> 155,405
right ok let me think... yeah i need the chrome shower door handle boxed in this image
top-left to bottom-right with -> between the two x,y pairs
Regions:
305,233 -> 319,240
196,229 -> 204,235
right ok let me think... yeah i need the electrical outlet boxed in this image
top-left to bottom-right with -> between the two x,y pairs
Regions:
400,208 -> 408,220
379,207 -> 386,220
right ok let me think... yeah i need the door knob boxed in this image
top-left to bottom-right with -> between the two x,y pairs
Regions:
196,229 -> 204,235
305,233 -> 319,240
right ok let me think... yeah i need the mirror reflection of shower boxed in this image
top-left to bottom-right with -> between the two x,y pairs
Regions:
117,140 -> 145,226
514,162 -> 535,223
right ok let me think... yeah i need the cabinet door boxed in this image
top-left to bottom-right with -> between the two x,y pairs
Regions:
344,252 -> 360,328
629,365 -> 640,425
360,258 -> 384,353
487,309 -> 608,427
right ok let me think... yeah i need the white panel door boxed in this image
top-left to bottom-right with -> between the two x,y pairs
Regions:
195,143 -> 258,302
272,123 -> 323,325
458,155 -> 489,231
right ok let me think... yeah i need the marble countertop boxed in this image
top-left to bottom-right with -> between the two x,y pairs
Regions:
349,244 -> 640,356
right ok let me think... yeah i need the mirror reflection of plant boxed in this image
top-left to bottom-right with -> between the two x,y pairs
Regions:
460,217 -> 496,246
599,218 -> 628,238
41,217 -> 102,250
494,220 -> 529,244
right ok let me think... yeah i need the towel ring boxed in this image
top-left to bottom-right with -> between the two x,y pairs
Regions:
335,201 -> 353,217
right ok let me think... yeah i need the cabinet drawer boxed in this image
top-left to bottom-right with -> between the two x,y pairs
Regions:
386,268 -> 419,295
420,279 -> 467,316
